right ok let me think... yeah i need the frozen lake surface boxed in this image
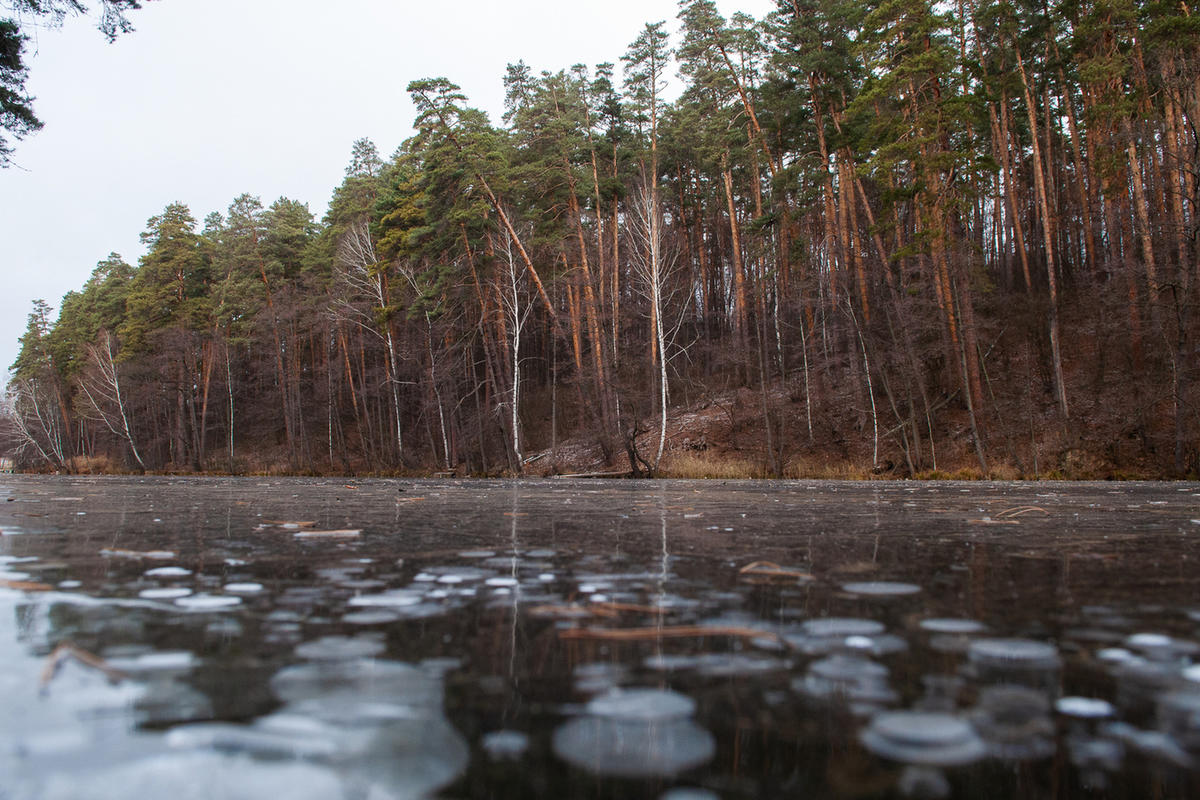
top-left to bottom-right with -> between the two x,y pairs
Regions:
2,476 -> 1200,798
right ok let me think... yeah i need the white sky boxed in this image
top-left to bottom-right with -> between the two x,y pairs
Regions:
0,0 -> 774,379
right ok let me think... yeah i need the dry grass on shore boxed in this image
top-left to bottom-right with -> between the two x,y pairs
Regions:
657,453 -> 769,479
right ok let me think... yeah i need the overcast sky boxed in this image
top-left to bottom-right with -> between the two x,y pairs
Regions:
0,0 -> 774,380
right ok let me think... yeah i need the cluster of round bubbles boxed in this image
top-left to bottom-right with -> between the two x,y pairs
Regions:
966,638 -> 1062,695
552,688 -> 715,778
21,752 -> 347,800
794,652 -> 897,712
967,638 -> 1061,671
1055,696 -> 1115,719
783,617 -> 906,658
250,657 -> 469,798
970,685 -> 1056,760
643,652 -> 790,677
860,711 -> 987,766
481,730 -> 530,761
841,581 -> 921,597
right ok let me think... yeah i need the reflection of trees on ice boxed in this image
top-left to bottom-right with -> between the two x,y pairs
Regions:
509,485 -> 521,683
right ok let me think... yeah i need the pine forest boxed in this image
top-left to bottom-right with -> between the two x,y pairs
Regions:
5,0 -> 1199,479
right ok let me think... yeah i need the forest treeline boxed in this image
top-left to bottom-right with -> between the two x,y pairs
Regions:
4,0 -> 1198,478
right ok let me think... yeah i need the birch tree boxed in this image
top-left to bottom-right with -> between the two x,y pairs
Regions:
4,379 -> 68,470
333,217 -> 405,463
628,181 -> 682,472
77,330 -> 146,470
495,225 -> 533,471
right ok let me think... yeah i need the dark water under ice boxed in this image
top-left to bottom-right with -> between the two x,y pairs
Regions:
2,475 -> 1200,798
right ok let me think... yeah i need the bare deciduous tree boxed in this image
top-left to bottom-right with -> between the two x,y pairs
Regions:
3,379 -> 68,470
333,218 -> 404,462
628,181 -> 684,472
495,224 -> 533,472
77,330 -> 146,470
